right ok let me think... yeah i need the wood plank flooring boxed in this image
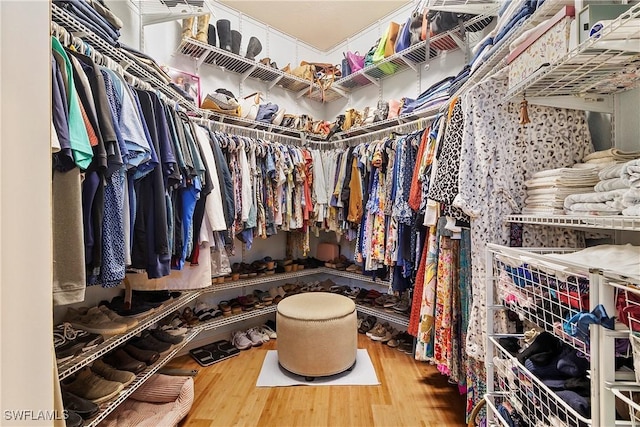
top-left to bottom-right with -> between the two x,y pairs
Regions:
165,334 -> 467,427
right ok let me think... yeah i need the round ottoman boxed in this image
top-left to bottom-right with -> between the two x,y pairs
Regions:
277,292 -> 357,378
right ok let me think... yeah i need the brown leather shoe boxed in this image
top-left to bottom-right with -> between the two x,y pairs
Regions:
102,349 -> 146,374
122,344 -> 160,365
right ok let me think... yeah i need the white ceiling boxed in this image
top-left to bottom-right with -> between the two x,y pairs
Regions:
218,0 -> 412,51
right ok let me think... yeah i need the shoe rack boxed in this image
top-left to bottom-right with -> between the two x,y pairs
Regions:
58,266 -> 409,425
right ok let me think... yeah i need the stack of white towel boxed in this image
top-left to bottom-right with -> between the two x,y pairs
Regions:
564,157 -> 640,216
522,167 -> 600,215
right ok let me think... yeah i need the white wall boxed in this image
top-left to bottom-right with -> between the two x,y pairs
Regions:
1,1 -> 54,424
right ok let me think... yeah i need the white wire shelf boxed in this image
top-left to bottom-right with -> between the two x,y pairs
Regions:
356,304 -> 409,327
610,386 -> 640,426
506,2 -> 640,99
57,291 -> 200,380
488,244 -> 592,355
195,305 -> 278,332
334,12 -> 496,91
427,0 -> 501,15
490,336 -> 593,426
176,38 -> 343,103
131,0 -> 214,26
506,214 -> 640,231
51,4 -> 196,112
331,102 -> 444,141
450,0 -> 573,100
202,267 -> 389,294
196,108 -> 308,140
84,328 -> 200,427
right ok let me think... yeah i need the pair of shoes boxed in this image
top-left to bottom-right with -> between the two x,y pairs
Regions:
62,391 -> 99,420
387,331 -> 414,351
91,359 -> 136,387
158,312 -> 189,336
366,322 -> 393,342
54,323 -> 104,363
194,301 -> 223,321
231,330 -> 253,350
103,349 -> 147,374
358,315 -> 377,334
130,331 -> 173,353
61,367 -> 124,404
392,293 -> 411,314
259,324 -> 277,339
64,307 -> 130,336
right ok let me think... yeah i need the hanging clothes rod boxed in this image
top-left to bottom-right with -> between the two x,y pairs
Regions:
50,20 -> 185,108
191,115 -> 304,146
335,113 -> 439,147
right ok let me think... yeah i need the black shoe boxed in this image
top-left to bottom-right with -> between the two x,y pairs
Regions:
149,328 -> 185,345
231,30 -> 242,55
129,331 -> 172,353
62,391 -> 99,420
131,290 -> 173,304
103,349 -> 147,374
65,410 -> 84,427
216,19 -> 232,51
105,296 -> 158,317
207,23 -> 217,47
245,36 -> 262,60
123,344 -> 160,365
54,323 -> 103,363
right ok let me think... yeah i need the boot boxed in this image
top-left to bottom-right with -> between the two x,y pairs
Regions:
245,36 -> 262,60
207,24 -> 216,47
231,30 -> 242,55
181,17 -> 194,39
217,19 -> 232,52
195,14 -> 210,43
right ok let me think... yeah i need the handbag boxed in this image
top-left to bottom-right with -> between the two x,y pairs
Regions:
281,114 -> 297,128
395,20 -> 411,53
410,8 -> 427,46
290,62 -> 315,81
372,24 -> 398,75
364,43 -> 377,68
240,92 -> 263,121
345,51 -> 365,73
255,102 -> 278,123
373,100 -> 389,122
341,56 -> 351,78
387,99 -> 403,119
271,105 -> 286,126
384,21 -> 401,57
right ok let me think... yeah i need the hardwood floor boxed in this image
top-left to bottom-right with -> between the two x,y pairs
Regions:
165,334 -> 467,427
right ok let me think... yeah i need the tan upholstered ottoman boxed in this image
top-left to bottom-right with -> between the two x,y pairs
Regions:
277,292 -> 357,378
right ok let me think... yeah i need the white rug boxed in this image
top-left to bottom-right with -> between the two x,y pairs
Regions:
256,349 -> 380,387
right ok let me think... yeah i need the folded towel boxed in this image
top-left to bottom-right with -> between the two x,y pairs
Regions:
522,207 -> 566,215
564,189 -> 627,208
622,189 -> 640,207
623,205 -> 640,216
594,177 -> 629,192
565,203 -> 622,215
531,167 -> 600,179
527,185 -> 593,198
598,162 -> 626,180
584,148 -> 640,162
621,159 -> 640,188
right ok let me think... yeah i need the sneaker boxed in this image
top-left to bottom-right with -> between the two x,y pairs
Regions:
366,323 -> 386,340
369,323 -> 391,341
260,324 -> 277,339
62,368 -> 124,404
65,410 -> 84,427
61,391 -> 99,419
231,330 -> 252,350
54,323 -> 87,363
97,305 -> 139,329
149,328 -> 184,345
91,359 -> 136,387
64,307 -> 128,336
245,328 -> 266,346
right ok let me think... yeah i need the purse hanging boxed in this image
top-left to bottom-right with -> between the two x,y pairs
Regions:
346,51 -> 365,73
395,19 -> 411,53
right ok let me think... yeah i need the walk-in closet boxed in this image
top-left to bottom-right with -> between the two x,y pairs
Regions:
1,0 -> 640,426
